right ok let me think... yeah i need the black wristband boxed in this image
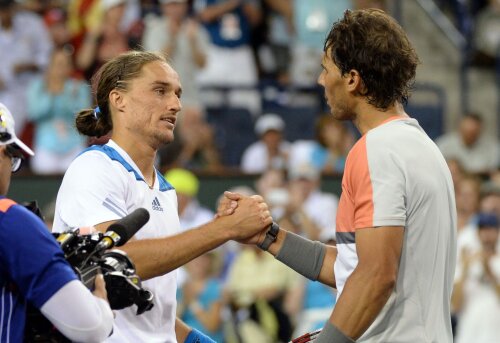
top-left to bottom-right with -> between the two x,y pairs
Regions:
258,222 -> 279,251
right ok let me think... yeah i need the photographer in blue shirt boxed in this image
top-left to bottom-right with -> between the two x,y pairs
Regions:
0,102 -> 113,342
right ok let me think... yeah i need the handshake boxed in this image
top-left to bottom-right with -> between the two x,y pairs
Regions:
214,191 -> 275,248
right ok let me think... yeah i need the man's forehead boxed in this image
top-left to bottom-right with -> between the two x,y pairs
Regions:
321,51 -> 332,64
140,61 -> 181,84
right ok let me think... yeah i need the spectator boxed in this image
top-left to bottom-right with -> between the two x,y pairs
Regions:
289,0 -> 351,86
452,213 -> 500,343
194,0 -> 262,114
283,163 -> 338,241
261,0 -> 294,83
177,252 -> 225,342
164,168 -> 214,231
27,47 -> 90,174
436,113 -> 500,174
480,181 -> 500,220
471,0 -> 500,67
0,101 -> 113,343
67,0 -> 140,55
446,158 -> 465,192
289,114 -> 354,175
43,7 -> 73,51
241,113 -> 290,173
176,111 -> 222,172
0,0 -> 52,136
143,0 -> 210,112
76,0 -> 142,80
224,244 -> 298,343
157,111 -> 221,172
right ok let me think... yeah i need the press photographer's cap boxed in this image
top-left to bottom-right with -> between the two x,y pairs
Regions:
255,113 -> 285,136
0,102 -> 34,156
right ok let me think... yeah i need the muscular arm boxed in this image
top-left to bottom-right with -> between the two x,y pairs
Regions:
329,226 -> 403,340
95,196 -> 270,280
96,217 -> 231,280
175,318 -> 192,342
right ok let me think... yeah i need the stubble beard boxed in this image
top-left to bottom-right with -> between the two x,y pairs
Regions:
330,100 -> 356,123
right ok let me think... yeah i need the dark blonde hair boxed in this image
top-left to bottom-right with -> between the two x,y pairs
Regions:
75,51 -> 168,137
324,9 -> 419,109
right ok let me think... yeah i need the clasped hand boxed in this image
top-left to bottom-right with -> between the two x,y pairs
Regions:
216,191 -> 273,245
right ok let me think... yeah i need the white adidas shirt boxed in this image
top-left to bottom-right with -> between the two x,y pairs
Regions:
53,140 -> 180,343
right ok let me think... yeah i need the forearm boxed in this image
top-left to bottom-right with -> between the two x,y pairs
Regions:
329,267 -> 396,340
175,317 -> 192,343
189,39 -> 207,68
263,0 -> 292,17
243,3 -> 262,26
267,228 -> 336,287
76,34 -> 99,71
119,219 -> 231,280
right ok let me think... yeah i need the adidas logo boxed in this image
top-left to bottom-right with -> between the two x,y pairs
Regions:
152,197 -> 163,212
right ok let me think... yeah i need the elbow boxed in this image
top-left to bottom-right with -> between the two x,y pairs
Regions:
364,265 -> 397,296
375,272 -> 397,296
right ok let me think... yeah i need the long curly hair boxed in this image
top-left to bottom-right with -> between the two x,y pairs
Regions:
324,9 -> 420,110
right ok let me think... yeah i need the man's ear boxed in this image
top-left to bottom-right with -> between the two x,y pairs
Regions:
346,69 -> 367,96
109,89 -> 125,112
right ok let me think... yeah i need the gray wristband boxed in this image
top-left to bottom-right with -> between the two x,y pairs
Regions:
275,231 -> 326,281
315,321 -> 355,343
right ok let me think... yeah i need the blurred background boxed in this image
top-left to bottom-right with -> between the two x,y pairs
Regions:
4,0 -> 500,342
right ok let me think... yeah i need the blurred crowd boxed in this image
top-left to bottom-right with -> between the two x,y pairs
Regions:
2,0 -> 500,342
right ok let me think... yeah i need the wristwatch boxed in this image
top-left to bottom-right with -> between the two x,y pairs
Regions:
258,222 -> 280,251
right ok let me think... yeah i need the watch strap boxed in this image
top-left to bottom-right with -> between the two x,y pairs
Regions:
258,222 -> 279,251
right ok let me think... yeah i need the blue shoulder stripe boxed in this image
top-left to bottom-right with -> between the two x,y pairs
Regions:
156,169 -> 174,192
79,145 -> 174,192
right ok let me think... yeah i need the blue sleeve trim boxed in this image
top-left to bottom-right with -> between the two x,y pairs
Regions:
185,329 -> 216,343
156,169 -> 174,192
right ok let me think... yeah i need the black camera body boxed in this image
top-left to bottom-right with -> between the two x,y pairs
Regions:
53,230 -> 154,314
24,206 -> 153,342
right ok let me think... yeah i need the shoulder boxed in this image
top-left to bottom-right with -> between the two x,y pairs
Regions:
0,198 -> 17,214
65,147 -> 117,178
60,146 -> 128,191
0,200 -> 53,242
0,200 -> 38,225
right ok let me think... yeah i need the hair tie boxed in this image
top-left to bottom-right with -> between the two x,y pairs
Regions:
93,106 -> 101,120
